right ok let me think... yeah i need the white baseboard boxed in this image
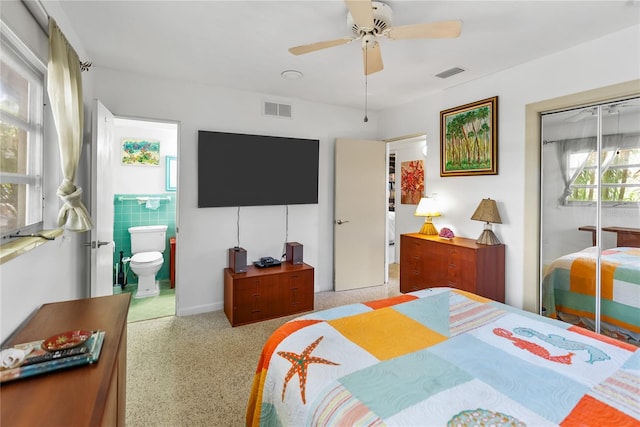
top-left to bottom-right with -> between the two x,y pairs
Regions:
176,301 -> 223,317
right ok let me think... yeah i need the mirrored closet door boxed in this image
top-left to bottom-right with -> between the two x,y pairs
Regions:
540,96 -> 640,346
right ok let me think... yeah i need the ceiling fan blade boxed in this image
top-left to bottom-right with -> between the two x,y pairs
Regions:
345,0 -> 374,30
387,20 -> 463,40
362,41 -> 383,75
289,37 -> 355,55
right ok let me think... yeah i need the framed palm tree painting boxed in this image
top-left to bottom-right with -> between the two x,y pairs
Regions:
440,96 -> 498,176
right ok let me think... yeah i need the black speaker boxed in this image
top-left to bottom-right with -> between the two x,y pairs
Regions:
228,247 -> 247,273
286,242 -> 303,265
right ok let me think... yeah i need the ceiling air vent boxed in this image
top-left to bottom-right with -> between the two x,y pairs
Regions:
435,67 -> 465,79
263,101 -> 292,119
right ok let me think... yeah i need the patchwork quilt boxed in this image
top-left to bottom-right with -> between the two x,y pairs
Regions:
247,288 -> 640,426
542,246 -> 640,342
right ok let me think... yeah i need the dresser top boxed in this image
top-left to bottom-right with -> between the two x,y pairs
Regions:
401,233 -> 505,250
225,262 -> 313,278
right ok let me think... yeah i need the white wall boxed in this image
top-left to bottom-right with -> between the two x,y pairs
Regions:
91,67 -> 379,315
112,118 -> 178,194
378,25 -> 640,309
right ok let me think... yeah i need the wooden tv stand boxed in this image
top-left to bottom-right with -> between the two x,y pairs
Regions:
0,294 -> 131,426
224,263 -> 314,326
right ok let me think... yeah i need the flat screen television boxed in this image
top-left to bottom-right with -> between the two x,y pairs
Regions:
198,130 -> 319,207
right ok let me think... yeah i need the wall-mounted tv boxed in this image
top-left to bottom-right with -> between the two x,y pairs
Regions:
198,130 -> 319,208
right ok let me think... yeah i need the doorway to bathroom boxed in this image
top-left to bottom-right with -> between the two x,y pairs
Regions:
109,117 -> 179,323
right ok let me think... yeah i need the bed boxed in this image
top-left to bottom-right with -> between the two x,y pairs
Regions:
542,246 -> 640,345
247,287 -> 639,426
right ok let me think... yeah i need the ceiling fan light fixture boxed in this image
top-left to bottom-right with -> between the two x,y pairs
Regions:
281,70 -> 304,80
347,1 -> 393,36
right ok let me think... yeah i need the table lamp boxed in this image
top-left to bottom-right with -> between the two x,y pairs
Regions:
470,198 -> 502,245
414,197 -> 441,235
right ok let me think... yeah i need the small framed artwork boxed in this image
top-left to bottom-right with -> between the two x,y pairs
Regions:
440,96 -> 498,177
400,160 -> 424,205
166,156 -> 177,191
121,138 -> 160,166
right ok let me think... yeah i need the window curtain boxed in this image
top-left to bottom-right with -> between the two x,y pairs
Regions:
47,18 -> 93,231
555,140 -> 574,205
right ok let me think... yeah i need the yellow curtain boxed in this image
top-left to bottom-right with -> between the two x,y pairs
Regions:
47,18 -> 93,231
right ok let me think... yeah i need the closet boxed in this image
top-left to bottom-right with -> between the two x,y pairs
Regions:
539,96 -> 640,345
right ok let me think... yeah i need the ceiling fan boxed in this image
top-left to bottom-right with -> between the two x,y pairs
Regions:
288,0 -> 463,75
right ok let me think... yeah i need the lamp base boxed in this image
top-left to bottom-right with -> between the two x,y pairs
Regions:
476,229 -> 501,245
419,220 -> 438,235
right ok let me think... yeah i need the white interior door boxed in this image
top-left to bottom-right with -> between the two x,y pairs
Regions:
334,138 -> 386,291
90,99 -> 115,297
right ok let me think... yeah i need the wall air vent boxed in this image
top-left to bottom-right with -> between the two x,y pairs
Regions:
435,67 -> 465,79
263,101 -> 293,119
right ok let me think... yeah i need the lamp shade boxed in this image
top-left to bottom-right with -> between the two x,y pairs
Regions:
470,198 -> 502,224
414,197 -> 441,218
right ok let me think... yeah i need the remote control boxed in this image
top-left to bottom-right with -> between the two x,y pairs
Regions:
21,346 -> 89,366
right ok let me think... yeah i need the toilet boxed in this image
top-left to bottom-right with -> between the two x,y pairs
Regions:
128,225 -> 168,298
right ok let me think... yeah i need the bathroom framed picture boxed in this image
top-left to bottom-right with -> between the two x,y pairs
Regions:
121,138 -> 161,166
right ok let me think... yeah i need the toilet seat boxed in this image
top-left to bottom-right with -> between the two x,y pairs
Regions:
131,251 -> 163,265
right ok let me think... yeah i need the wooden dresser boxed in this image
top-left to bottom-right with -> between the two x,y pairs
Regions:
224,263 -> 314,326
0,293 -> 131,426
400,233 -> 505,302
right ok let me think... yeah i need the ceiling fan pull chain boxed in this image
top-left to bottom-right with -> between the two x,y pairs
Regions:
364,40 -> 369,123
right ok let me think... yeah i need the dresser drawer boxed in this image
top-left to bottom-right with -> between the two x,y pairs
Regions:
399,233 -> 505,301
224,264 -> 315,326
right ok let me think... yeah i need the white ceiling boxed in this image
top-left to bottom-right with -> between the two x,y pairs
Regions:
49,0 -> 640,111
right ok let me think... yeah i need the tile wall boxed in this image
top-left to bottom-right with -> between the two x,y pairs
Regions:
113,194 -> 176,284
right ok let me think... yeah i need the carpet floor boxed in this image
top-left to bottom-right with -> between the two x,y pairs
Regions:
126,265 -> 400,426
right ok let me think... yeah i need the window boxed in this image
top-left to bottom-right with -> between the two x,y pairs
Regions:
0,26 -> 45,239
568,148 -> 640,204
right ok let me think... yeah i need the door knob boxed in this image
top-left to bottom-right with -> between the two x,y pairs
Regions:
335,219 -> 350,225
84,241 -> 112,249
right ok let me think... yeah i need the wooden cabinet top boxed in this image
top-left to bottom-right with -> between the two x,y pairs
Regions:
401,233 -> 505,250
225,262 -> 314,279
1,293 -> 131,426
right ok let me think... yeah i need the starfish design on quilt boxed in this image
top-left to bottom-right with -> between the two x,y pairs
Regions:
493,328 -> 575,364
277,336 -> 339,404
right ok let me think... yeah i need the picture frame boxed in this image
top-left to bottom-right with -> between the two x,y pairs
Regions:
121,138 -> 160,166
440,96 -> 498,177
400,160 -> 424,205
166,156 -> 177,191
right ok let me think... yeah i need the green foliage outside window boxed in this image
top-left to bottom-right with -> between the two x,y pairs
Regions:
568,148 -> 640,203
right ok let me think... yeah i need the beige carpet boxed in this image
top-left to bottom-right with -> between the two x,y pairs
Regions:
126,265 -> 400,426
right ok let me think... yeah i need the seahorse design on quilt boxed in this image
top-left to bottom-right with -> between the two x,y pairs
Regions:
493,328 -> 575,364
513,327 -> 610,364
